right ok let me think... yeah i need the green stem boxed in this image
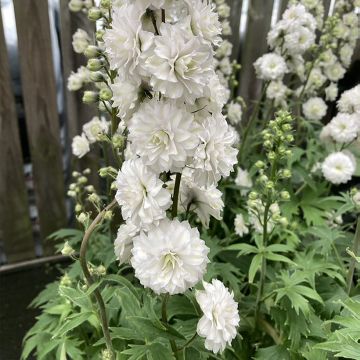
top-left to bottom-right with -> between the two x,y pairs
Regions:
172,173 -> 182,218
162,294 -> 180,360
79,199 -> 117,359
346,217 -> 360,294
178,332 -> 197,351
255,160 -> 277,319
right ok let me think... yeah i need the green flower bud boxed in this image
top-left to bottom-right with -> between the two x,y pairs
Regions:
104,210 -> 113,220
99,88 -> 113,101
279,217 -> 288,226
69,183 -> 76,190
264,140 -> 272,148
268,151 -> 276,161
259,174 -> 268,183
282,123 -> 292,132
75,203 -> 82,213
112,134 -> 126,149
78,176 -> 88,184
96,265 -> 106,276
285,134 -> 294,143
87,58 -> 103,71
88,7 -> 102,21
84,45 -> 101,58
83,168 -> 91,175
60,274 -> 72,287
68,0 -> 83,12
266,181 -> 274,190
100,0 -> 111,8
282,169 -> 292,178
255,160 -> 265,169
96,29 -> 105,42
280,191 -> 290,200
72,171 -> 81,177
249,191 -> 258,200
90,71 -> 105,82
61,241 -> 75,256
82,91 -> 98,104
77,212 -> 89,224
85,185 -> 95,193
88,193 -> 101,205
67,190 -> 76,198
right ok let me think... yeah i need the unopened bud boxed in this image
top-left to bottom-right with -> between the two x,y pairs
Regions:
90,71 -> 105,82
84,45 -> 101,59
72,171 -> 81,178
264,140 -> 272,148
266,181 -> 274,190
88,7 -> 102,21
68,0 -> 83,12
75,203 -> 82,213
87,58 -> 103,71
279,217 -> 288,226
280,191 -> 290,200
99,88 -> 113,101
96,265 -> 106,276
67,190 -> 76,198
282,169 -> 292,178
104,210 -> 113,220
78,176 -> 88,184
61,241 -> 75,256
110,181 -> 117,190
248,191 -> 258,200
60,274 -> 72,287
100,0 -> 111,9
96,29 -> 105,42
85,185 -> 95,193
83,91 -> 98,104
112,134 -> 126,149
77,212 -> 88,224
255,160 -> 265,169
88,193 -> 101,204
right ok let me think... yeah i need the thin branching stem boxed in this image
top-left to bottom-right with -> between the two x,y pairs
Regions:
79,199 -> 118,359
346,217 -> 360,294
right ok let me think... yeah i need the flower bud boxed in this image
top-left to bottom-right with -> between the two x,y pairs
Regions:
104,210 -> 113,220
67,190 -> 76,198
99,88 -> 113,101
68,0 -> 83,12
100,0 -> 111,8
83,91 -> 98,104
83,0 -> 92,8
60,274 -> 72,287
77,212 -> 89,224
248,191 -> 258,200
96,265 -> 106,276
112,134 -> 126,149
264,140 -> 272,148
248,200 -> 258,208
280,191 -> 290,200
88,7 -> 102,21
110,181 -> 117,190
83,168 -> 91,175
285,134 -> 294,143
84,45 -> 101,59
69,183 -> 76,191
102,349 -> 112,360
282,169 -> 292,178
61,241 -> 75,256
72,171 -> 81,178
268,151 -> 276,161
85,185 -> 95,193
96,29 -> 105,42
259,175 -> 268,183
88,193 -> 101,205
90,71 -> 105,82
78,176 -> 88,184
282,124 -> 292,132
265,181 -> 274,190
75,203 -> 82,213
255,160 -> 265,169
87,58 -> 103,71
279,217 -> 288,226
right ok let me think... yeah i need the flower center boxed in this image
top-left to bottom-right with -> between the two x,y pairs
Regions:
151,130 -> 169,148
162,251 -> 180,271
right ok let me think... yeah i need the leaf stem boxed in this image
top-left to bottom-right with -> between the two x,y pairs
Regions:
79,199 -> 117,359
346,217 -> 360,294
172,173 -> 182,218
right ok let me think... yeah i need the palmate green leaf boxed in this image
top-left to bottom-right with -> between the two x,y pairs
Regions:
110,327 -> 144,341
147,343 -> 175,360
59,285 -> 93,310
52,311 -> 96,338
255,345 -> 290,360
264,252 -> 295,265
29,282 -> 60,308
121,344 -> 149,360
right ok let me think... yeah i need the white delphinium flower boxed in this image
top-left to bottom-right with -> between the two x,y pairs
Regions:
227,102 -> 242,125
173,176 -> 224,228
322,151 -> 356,184
103,3 -> 153,79
234,214 -> 249,237
284,26 -> 315,54
319,124 -> 333,144
185,0 -> 222,45
266,80 -> 288,106
216,40 -> 233,58
196,279 -> 240,354
190,114 -> 238,187
72,29 -> 91,54
282,4 -> 316,30
319,49 -> 337,67
306,67 -> 326,91
235,167 -> 252,189
221,20 -> 232,35
302,97 -> 327,121
83,116 -> 109,143
72,134 -> 90,158
143,22 -> 213,103
114,222 -> 138,265
219,57 -> 232,76
115,159 -> 171,227
111,77 -> 140,120
254,53 -> 288,81
67,66 -> 91,91
325,83 -> 338,102
131,218 -> 209,295
128,99 -> 198,173
324,62 -> 346,82
337,85 -> 360,114
328,113 -> 359,143
339,43 -> 354,67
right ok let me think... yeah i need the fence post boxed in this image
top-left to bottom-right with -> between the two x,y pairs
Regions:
13,0 -> 66,255
0,11 -> 34,263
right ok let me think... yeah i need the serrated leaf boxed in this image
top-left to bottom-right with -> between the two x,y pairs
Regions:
249,253 -> 263,283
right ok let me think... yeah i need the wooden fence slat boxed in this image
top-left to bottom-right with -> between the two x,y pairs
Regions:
0,11 -> 34,263
238,0 -> 275,109
59,1 -> 100,187
13,0 -> 66,254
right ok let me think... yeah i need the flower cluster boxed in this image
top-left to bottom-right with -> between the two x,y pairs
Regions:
68,0 -> 240,354
254,1 -> 359,120
320,84 -> 359,184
